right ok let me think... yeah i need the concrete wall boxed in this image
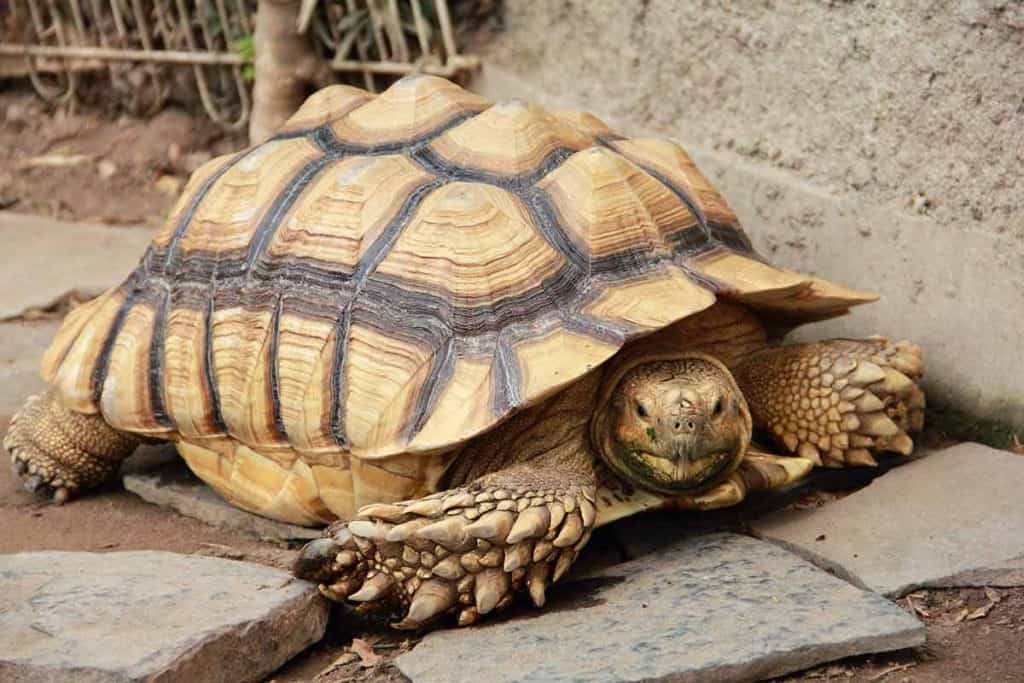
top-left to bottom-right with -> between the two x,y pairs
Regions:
472,0 -> 1024,429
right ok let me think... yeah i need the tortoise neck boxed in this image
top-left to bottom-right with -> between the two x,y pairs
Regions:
440,374 -> 599,489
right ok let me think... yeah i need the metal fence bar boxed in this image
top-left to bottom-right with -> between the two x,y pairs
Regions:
1,0 -> 481,128
0,44 -> 244,64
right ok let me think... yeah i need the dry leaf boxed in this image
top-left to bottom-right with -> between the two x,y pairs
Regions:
316,651 -> 357,679
953,607 -> 970,624
869,662 -> 916,681
199,543 -> 245,560
984,587 -> 1002,603
905,595 -> 930,618
350,638 -> 382,667
966,602 -> 995,620
16,153 -> 94,170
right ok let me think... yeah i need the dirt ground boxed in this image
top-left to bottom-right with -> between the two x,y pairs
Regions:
3,86 -> 1024,682
0,83 -> 246,228
5,451 -> 1024,683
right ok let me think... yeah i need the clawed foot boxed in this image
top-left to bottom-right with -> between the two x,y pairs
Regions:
6,395 -> 80,503
4,392 -> 135,504
736,338 -> 925,468
803,339 -> 924,467
294,483 -> 596,629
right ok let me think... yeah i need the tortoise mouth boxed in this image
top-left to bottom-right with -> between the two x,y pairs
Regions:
610,443 -> 743,495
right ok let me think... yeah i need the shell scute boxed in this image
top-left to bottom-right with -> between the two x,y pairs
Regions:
278,84 -> 373,134
99,297 -> 166,435
428,100 -> 594,178
264,154 -> 435,277
538,146 -> 698,263
331,74 -> 490,147
152,152 -> 238,249
208,304 -> 280,447
374,182 -> 565,307
177,137 -> 323,255
162,303 -> 220,439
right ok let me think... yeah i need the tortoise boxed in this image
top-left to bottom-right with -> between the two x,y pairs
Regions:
4,75 -> 925,629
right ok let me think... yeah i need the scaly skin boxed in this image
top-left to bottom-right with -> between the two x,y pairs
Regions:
4,390 -> 139,502
733,338 -> 924,468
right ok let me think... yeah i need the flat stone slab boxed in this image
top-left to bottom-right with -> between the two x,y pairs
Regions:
397,533 -> 924,683
0,320 -> 61,426
753,443 -> 1024,597
0,212 -> 151,320
123,447 -> 322,541
0,551 -> 328,682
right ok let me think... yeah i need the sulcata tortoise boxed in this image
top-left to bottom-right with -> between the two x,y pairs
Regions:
5,75 -> 925,629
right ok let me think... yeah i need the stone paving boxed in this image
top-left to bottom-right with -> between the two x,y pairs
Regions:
0,212 -> 151,320
753,443 -> 1024,596
0,551 -> 328,682
0,319 -> 61,425
397,533 -> 925,683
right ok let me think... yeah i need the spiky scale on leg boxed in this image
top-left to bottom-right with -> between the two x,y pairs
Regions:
733,339 -> 924,468
294,479 -> 597,630
4,390 -> 140,503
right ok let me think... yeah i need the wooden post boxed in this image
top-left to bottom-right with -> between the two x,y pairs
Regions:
248,0 -> 330,145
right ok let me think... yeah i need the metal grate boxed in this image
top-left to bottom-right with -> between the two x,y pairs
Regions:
0,0 -> 479,129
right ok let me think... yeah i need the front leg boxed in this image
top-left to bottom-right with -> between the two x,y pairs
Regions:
733,338 -> 924,468
294,462 -> 596,629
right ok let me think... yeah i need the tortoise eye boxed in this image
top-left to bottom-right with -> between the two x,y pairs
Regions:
636,403 -> 648,418
711,397 -> 724,418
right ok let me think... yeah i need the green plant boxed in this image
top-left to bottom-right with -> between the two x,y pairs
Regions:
234,35 -> 255,82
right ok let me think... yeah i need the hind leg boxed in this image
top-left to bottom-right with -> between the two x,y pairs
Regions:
733,338 -> 925,468
4,390 -> 140,503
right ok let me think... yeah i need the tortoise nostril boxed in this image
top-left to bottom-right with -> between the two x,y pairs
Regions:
674,421 -> 682,431
687,421 -> 695,431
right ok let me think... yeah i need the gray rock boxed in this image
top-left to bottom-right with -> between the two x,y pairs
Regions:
397,533 -> 924,683
123,448 -> 323,542
752,443 -> 1024,596
0,551 -> 328,683
0,320 -> 61,427
0,212 -> 151,320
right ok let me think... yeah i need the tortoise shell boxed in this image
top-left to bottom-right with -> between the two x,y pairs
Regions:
40,76 -> 867,490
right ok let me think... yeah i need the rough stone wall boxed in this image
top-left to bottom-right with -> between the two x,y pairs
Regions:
475,0 -> 1024,428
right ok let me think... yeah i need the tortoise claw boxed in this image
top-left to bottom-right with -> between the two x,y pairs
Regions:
293,537 -> 343,584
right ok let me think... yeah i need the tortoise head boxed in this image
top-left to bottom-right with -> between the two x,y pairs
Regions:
591,353 -> 751,495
